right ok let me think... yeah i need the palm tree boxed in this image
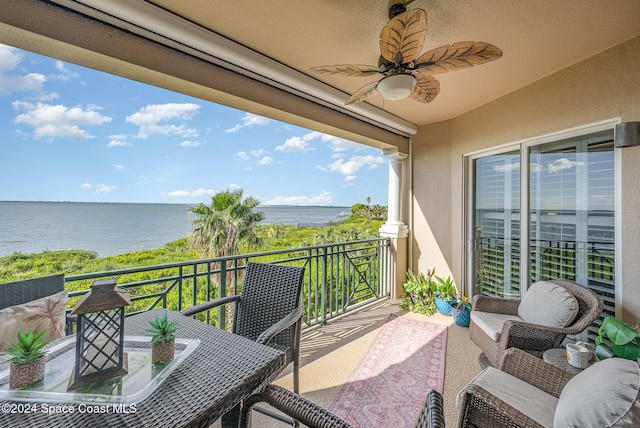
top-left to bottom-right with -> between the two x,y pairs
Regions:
188,189 -> 264,321
188,188 -> 264,259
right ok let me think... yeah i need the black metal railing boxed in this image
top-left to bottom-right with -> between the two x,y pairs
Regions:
64,238 -> 391,330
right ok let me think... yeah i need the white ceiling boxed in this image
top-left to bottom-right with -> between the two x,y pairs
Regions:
144,0 -> 640,127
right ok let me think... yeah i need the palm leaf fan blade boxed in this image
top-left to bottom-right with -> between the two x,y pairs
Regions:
310,64 -> 381,77
379,9 -> 427,64
345,81 -> 379,105
415,41 -> 503,75
409,73 -> 440,103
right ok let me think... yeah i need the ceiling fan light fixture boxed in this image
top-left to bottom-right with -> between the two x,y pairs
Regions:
377,74 -> 416,101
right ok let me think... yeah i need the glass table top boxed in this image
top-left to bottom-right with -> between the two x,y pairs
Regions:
0,335 -> 199,405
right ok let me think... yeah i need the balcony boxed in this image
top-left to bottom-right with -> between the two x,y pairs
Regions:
57,238 -> 479,426
258,300 -> 479,427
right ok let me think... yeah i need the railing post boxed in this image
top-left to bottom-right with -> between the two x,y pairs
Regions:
321,245 -> 328,325
218,262 -> 227,330
177,265 -> 183,311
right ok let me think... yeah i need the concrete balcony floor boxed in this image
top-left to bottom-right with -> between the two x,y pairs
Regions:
235,299 -> 483,427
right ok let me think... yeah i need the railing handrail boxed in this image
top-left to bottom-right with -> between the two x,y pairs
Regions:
65,238 -> 388,281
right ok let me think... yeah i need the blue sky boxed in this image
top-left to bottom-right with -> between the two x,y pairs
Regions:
0,44 -> 388,207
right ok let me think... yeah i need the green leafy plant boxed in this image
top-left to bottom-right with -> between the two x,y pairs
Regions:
435,275 -> 457,301
147,312 -> 178,344
401,269 -> 438,315
402,270 -> 437,302
4,330 -> 48,364
595,316 -> 640,361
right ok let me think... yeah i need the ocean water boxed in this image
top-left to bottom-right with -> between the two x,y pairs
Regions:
0,201 -> 350,257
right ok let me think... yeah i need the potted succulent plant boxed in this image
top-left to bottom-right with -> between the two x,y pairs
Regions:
4,329 -> 48,389
595,316 -> 640,361
147,312 -> 178,364
434,274 -> 457,316
450,296 -> 472,327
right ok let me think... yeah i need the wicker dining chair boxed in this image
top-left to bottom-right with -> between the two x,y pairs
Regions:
0,274 -> 75,335
180,261 -> 305,392
470,279 -> 603,368
240,385 -> 446,428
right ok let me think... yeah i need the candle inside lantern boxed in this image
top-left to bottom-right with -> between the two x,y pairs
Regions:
83,329 -> 117,374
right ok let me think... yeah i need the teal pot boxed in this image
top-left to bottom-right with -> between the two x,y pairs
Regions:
451,303 -> 471,327
434,294 -> 455,316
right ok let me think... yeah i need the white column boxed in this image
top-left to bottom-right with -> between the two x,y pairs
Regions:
380,149 -> 408,238
379,148 -> 408,300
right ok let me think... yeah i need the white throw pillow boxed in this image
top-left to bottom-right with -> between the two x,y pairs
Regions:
518,281 -> 579,328
0,290 -> 68,351
554,357 -> 640,427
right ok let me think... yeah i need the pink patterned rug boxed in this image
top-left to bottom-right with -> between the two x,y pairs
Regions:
330,315 -> 447,428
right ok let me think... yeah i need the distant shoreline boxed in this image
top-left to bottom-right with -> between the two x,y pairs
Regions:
0,202 -> 352,257
0,200 -> 351,209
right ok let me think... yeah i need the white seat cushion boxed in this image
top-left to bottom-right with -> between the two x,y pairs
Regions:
555,357 -> 640,427
470,311 -> 522,341
518,281 -> 579,328
459,367 -> 557,428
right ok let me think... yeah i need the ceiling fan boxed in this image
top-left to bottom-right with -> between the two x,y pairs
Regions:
311,2 -> 503,105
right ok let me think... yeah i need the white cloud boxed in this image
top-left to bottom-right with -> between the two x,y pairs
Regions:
493,161 -> 520,172
225,113 -> 271,133
52,60 -> 79,82
126,103 -> 200,126
235,149 -> 272,167
81,183 -> 92,190
12,101 -> 112,141
548,158 -> 583,173
0,45 -> 21,73
114,164 -> 125,172
126,103 -> 201,139
0,45 -> 47,96
134,123 -> 199,139
107,135 -> 131,147
168,188 -> 216,198
263,191 -> 333,206
180,140 -> 202,147
95,184 -> 116,194
321,134 -> 361,152
257,156 -> 274,166
275,131 -> 360,154
276,134 -> 315,152
235,151 -> 250,161
318,154 -> 384,180
530,163 -> 544,173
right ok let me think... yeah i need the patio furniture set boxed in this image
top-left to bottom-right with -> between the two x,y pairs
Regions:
1,267 -> 637,427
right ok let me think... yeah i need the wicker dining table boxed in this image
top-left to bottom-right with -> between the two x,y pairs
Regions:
0,308 -> 287,428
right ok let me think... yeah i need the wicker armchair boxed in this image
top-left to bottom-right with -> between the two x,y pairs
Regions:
180,262 -> 305,392
458,347 -> 640,427
458,348 -> 573,428
469,279 -> 603,367
0,274 -> 75,335
240,385 -> 445,428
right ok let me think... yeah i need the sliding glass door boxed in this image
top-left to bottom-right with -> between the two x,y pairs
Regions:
471,150 -> 521,299
528,131 -> 615,330
468,127 -> 615,336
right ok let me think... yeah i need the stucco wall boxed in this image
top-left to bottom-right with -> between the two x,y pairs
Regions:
412,36 -> 640,323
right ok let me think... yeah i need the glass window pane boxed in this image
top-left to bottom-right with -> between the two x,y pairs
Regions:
473,150 -> 521,299
529,130 -> 615,339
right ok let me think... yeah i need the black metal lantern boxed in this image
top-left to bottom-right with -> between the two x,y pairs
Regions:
68,279 -> 131,390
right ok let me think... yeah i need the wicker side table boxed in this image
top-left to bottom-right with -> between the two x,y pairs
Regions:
542,348 -> 592,375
